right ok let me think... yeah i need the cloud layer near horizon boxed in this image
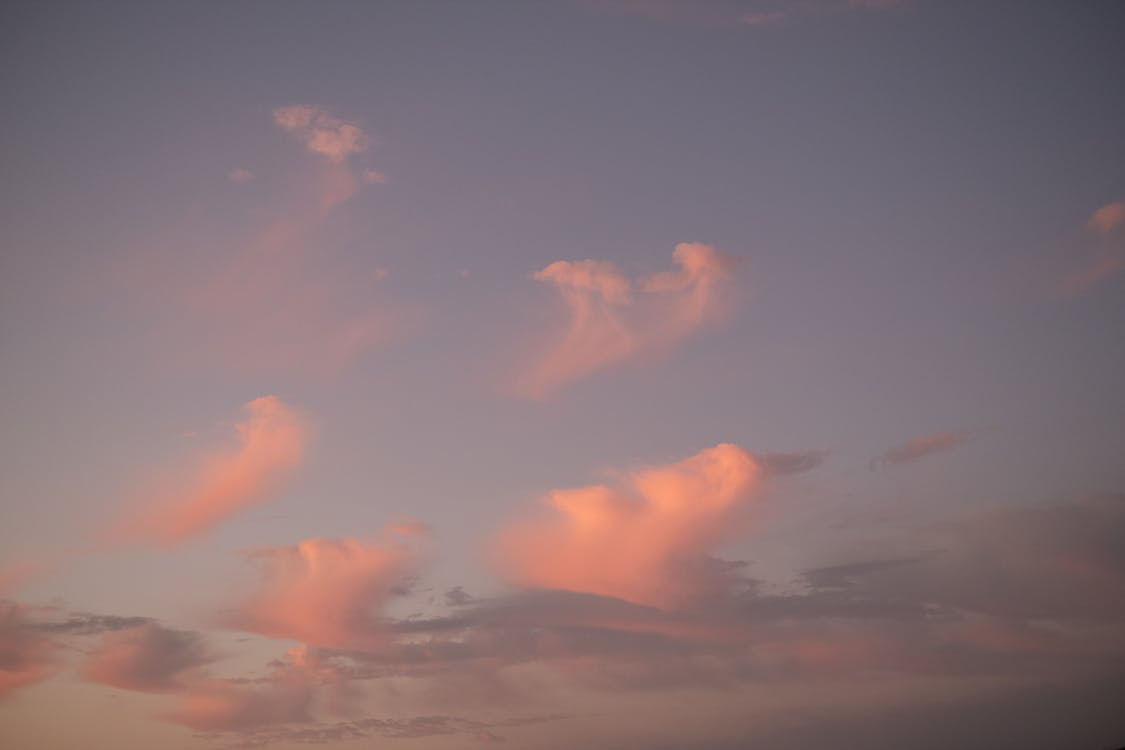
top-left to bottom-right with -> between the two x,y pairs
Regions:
519,242 -> 735,397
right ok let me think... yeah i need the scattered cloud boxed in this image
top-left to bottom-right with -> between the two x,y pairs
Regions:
519,242 -> 735,397
494,443 -> 761,607
114,396 -> 308,544
870,429 -> 972,470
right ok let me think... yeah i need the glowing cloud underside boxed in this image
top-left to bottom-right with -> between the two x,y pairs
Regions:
495,443 -> 760,608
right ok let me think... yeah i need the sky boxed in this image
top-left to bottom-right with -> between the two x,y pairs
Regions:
2,1 -> 1125,748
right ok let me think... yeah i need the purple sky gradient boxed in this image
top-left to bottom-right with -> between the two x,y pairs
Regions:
2,1 -> 1124,748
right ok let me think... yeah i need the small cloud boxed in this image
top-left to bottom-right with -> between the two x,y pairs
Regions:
760,449 -> 829,477
227,167 -> 255,183
273,105 -> 370,163
870,430 -> 972,470
361,168 -> 388,185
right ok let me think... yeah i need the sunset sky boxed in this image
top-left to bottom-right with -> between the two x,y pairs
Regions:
2,1 -> 1125,748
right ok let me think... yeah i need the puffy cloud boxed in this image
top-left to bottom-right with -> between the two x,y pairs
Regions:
116,396 -> 308,544
273,105 -> 370,163
870,429 -> 971,469
233,528 -> 421,649
520,243 -> 735,398
494,444 -> 761,607
83,622 -> 213,692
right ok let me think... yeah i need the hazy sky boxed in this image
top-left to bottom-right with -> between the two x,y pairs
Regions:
2,1 -> 1125,748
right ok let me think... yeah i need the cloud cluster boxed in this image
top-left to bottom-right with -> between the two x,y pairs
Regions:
273,105 -> 371,164
495,443 -> 760,607
116,396 -> 308,544
521,242 -> 735,397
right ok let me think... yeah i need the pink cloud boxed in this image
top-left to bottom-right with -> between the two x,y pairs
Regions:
115,396 -> 308,544
83,622 -> 213,692
273,105 -> 371,164
118,106 -> 398,378
233,527 -> 422,649
1059,200 -> 1125,295
494,444 -> 761,608
519,242 -> 735,397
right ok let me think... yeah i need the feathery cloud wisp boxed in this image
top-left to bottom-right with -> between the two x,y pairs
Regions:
115,396 -> 308,544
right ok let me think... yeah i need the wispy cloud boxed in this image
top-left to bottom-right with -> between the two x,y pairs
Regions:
518,242 -> 735,397
227,167 -> 255,183
1059,199 -> 1125,295
870,429 -> 973,470
114,396 -> 308,544
494,443 -> 761,607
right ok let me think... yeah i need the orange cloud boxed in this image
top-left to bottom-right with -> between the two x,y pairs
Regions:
494,444 -> 761,608
116,396 -> 308,544
83,623 -> 213,692
233,527 -> 422,649
520,242 -> 734,397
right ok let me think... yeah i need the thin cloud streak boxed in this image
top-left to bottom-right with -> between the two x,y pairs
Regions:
870,429 -> 973,470
113,396 -> 308,544
1059,199 -> 1125,295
